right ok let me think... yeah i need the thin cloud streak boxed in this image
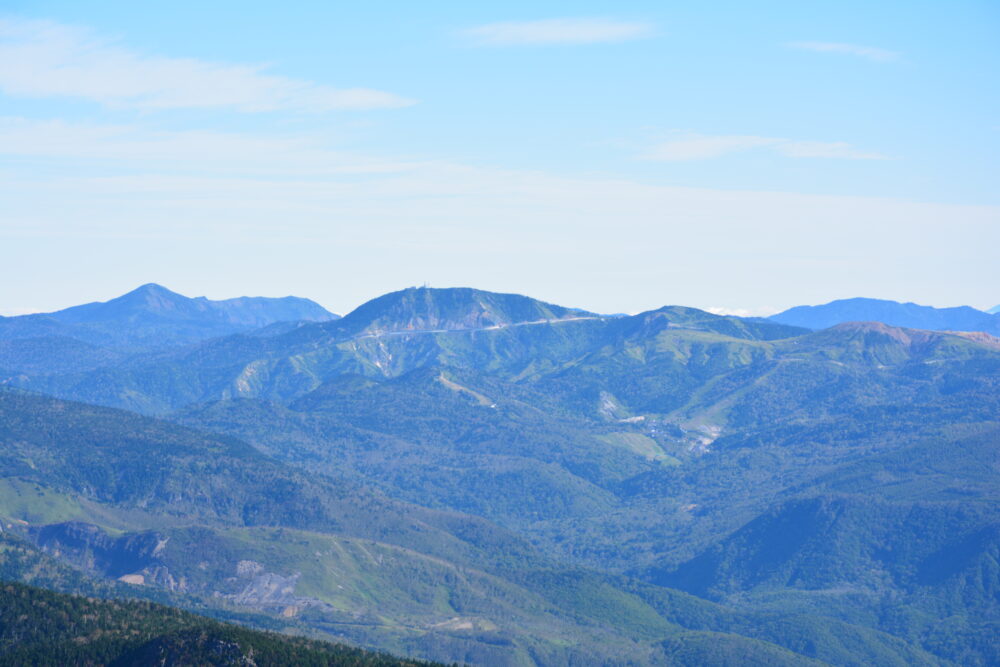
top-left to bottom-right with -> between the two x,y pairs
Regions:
646,135 -> 779,160
0,119 -> 994,316
789,41 -> 900,62
463,18 -> 653,46
0,118 -> 422,175
0,19 -> 415,112
646,133 -> 887,161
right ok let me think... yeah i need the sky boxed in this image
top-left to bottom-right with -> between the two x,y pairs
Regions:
1,0 -> 998,317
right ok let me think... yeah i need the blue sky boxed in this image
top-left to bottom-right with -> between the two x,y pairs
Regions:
1,0 -> 997,316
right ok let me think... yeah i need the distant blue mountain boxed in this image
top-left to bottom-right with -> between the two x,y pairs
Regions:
0,284 -> 338,356
50,283 -> 336,329
770,297 -> 1000,334
989,304 -> 1000,315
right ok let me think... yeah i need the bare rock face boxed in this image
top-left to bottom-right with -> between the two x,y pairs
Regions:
218,560 -> 329,616
236,559 -> 265,577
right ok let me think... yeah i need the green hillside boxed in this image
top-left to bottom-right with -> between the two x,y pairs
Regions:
1,387 -> 962,665
0,390 -> 793,664
0,581 -> 433,666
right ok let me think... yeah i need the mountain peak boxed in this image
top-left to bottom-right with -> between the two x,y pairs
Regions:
0,285 -> 337,350
336,286 -> 592,335
828,320 -> 929,343
117,283 -> 188,304
53,284 -> 196,324
623,304 -> 806,341
130,282 -> 176,295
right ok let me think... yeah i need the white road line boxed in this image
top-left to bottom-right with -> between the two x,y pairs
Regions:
346,316 -> 606,342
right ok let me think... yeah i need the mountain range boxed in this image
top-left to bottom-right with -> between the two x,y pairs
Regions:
0,284 -> 997,665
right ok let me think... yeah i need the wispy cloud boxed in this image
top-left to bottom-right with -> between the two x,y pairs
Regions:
645,132 -> 887,161
775,141 -> 886,160
788,41 -> 900,62
0,19 -> 415,112
463,18 -> 652,46
1,118 -> 995,317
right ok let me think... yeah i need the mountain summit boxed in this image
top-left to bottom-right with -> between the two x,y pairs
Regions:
57,283 -> 186,318
52,283 -> 336,328
332,286 -> 595,336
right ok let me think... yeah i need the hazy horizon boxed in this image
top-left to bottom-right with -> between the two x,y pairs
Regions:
2,280 -> 998,320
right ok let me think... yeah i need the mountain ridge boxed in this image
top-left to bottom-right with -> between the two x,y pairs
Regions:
51,283 -> 337,327
770,296 -> 1000,334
